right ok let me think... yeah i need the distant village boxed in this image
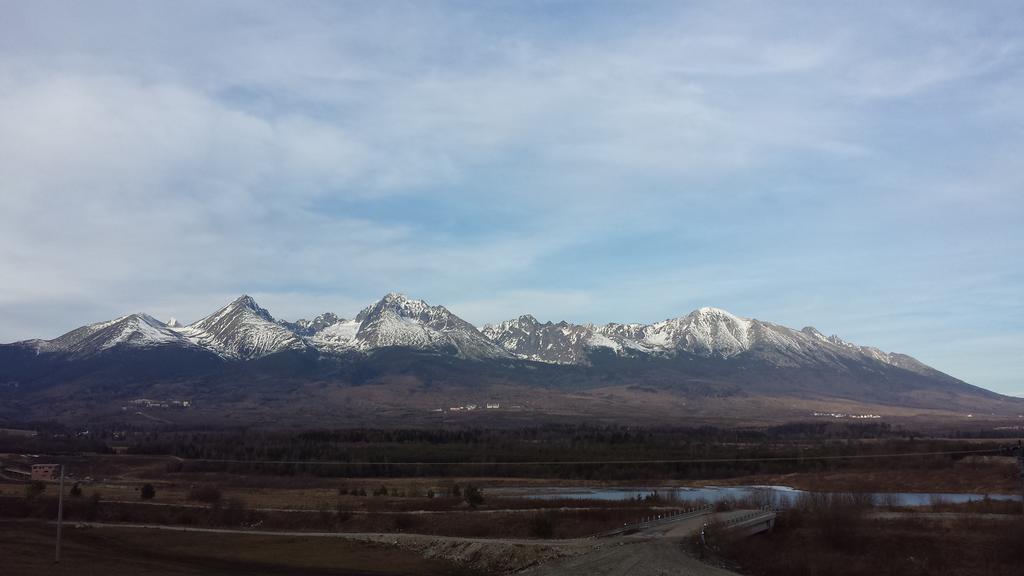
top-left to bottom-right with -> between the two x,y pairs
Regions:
811,411 -> 882,419
122,398 -> 192,410
433,402 -> 524,413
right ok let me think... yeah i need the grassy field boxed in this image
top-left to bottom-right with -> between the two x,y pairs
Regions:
0,520 -> 476,576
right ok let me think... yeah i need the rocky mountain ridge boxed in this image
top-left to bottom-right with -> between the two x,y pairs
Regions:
2,292 -> 1019,425
5,294 -> 948,374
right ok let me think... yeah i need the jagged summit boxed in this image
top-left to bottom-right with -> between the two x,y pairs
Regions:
181,295 -> 307,360
349,293 -> 509,359
228,294 -> 274,320
356,293 -> 437,322
279,312 -> 342,336
801,326 -> 826,339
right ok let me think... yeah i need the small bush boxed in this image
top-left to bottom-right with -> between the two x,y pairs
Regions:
464,485 -> 484,508
140,483 -> 156,500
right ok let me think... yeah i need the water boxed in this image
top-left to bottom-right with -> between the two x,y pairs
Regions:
507,485 -> 1022,507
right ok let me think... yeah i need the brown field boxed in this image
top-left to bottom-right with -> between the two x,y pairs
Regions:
2,440 -> 1021,576
0,520 -> 475,576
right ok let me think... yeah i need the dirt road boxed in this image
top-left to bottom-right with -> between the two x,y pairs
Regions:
64,509 -> 752,575
516,538 -> 740,576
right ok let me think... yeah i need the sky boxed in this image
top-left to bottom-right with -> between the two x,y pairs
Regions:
0,1 -> 1021,396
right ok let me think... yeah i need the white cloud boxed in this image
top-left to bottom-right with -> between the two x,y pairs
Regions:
0,1 -> 1022,394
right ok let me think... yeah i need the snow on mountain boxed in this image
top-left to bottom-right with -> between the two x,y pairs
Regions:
6,294 -> 939,376
268,294 -> 511,359
480,315 -> 600,364
278,313 -> 341,337
344,293 -> 510,359
181,295 -> 308,360
309,318 -> 360,351
640,307 -> 752,356
482,306 -> 936,374
23,313 -> 197,357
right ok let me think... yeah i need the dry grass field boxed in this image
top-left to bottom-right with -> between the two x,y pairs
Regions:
0,520 -> 476,576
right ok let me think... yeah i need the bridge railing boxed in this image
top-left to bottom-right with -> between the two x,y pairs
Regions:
594,504 -> 715,538
720,506 -> 777,530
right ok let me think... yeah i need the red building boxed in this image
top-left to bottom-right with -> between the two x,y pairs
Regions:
31,463 -> 60,481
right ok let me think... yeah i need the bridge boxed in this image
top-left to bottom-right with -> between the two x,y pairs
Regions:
714,507 -> 777,537
596,505 -> 777,539
519,507 -> 778,575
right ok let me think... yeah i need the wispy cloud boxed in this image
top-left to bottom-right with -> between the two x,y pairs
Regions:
0,1 -> 1021,394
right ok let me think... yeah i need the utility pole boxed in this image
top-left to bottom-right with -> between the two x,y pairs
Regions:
55,464 -> 64,563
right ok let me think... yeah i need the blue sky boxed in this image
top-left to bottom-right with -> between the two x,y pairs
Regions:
0,1 -> 1021,395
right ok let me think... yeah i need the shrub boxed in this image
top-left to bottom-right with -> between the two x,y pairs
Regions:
140,483 -> 156,500
464,485 -> 484,508
69,482 -> 82,498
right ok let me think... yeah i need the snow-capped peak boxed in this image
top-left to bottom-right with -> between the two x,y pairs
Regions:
350,293 -> 509,359
357,292 -> 435,322
801,326 -> 827,340
27,312 -> 197,356
638,306 -> 752,356
182,295 -> 307,360
230,294 -> 274,320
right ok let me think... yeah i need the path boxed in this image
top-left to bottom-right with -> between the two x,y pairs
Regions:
54,508 -> 770,575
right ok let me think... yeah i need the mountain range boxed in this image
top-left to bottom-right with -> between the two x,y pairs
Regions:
1,293 -> 1020,426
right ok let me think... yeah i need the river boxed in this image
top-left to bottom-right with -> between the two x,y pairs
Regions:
502,485 -> 1022,507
